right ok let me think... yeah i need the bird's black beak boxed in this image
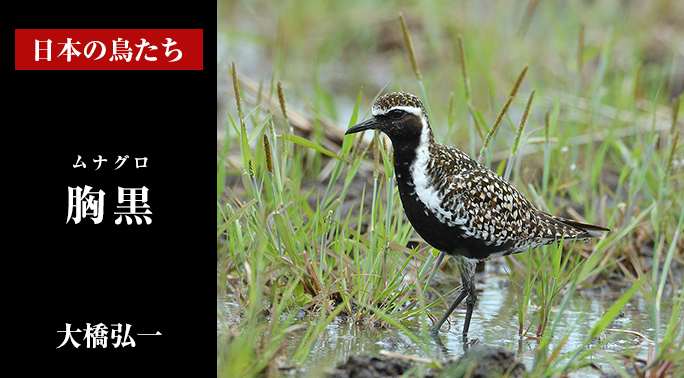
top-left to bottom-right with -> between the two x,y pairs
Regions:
345,117 -> 379,135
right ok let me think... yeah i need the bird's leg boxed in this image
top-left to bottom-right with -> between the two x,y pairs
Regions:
429,256 -> 477,337
429,283 -> 468,334
459,257 -> 477,337
461,271 -> 477,337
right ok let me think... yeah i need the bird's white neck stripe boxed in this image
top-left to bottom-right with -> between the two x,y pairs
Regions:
408,116 -> 460,226
412,115 -> 431,171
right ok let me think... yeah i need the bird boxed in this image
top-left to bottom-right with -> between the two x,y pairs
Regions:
345,92 -> 609,337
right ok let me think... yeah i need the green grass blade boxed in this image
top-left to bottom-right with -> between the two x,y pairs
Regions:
279,134 -> 347,162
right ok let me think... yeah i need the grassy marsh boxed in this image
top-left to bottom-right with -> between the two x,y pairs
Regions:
218,1 -> 683,376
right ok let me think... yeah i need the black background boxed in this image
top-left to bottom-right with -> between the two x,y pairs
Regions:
12,2 -> 208,374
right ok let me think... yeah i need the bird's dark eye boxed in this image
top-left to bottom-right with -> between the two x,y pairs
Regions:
390,109 -> 405,119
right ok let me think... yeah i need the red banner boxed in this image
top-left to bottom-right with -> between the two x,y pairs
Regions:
15,29 -> 203,70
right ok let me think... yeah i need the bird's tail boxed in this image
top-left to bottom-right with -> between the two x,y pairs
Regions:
558,217 -> 610,238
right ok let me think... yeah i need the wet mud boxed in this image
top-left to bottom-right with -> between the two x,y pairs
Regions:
329,344 -> 524,378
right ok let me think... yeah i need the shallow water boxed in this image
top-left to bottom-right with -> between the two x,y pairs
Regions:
218,262 -> 680,377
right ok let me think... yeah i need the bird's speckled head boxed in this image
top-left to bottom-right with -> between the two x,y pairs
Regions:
345,92 -> 432,146
371,92 -> 426,116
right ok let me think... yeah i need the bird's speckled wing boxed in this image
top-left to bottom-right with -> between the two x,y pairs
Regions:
426,144 -> 595,253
